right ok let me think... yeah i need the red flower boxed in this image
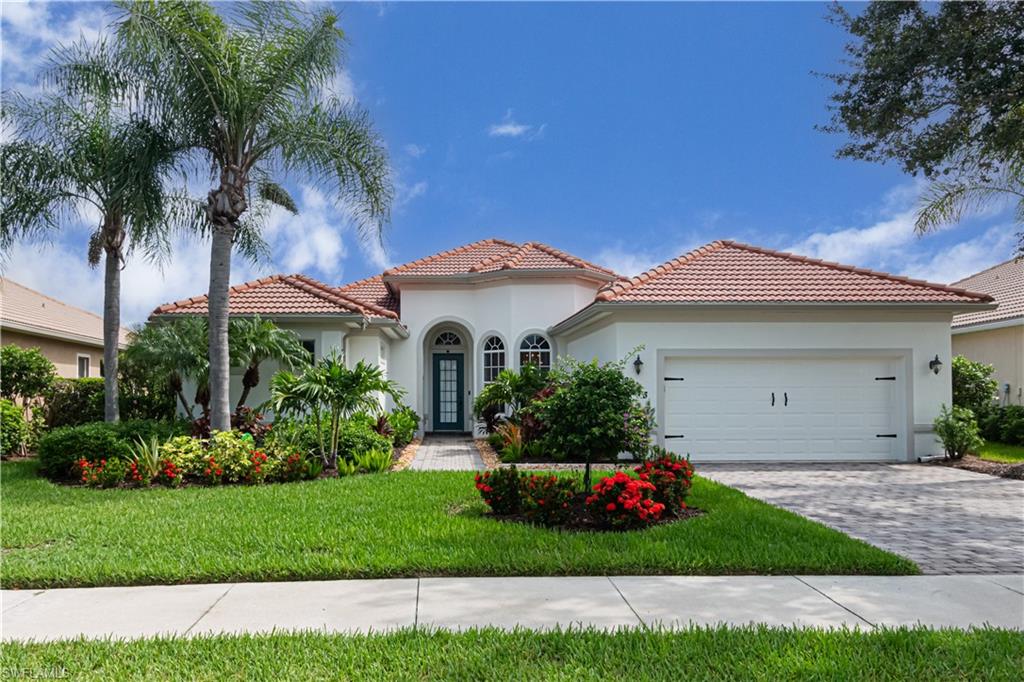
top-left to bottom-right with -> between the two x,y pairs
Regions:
606,503 -> 616,511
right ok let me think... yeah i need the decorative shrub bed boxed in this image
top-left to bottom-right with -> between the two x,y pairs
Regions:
474,449 -> 698,532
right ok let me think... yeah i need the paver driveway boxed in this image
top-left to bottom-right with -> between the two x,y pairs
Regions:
699,463 -> 1024,574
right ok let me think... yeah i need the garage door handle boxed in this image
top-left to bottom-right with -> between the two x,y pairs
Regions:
875,434 -> 898,438
771,392 -> 775,406
665,435 -> 685,440
784,392 -> 788,407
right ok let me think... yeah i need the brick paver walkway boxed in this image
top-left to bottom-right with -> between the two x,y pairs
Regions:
409,435 -> 484,471
699,463 -> 1024,575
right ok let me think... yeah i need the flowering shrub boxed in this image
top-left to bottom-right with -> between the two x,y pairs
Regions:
248,449 -> 270,483
127,459 -> 147,485
635,448 -> 694,512
76,457 -> 129,488
586,471 -> 665,528
207,431 -> 257,482
276,451 -> 307,482
521,473 -> 576,526
474,466 -> 523,515
202,454 -> 225,485
155,458 -> 183,486
159,436 -> 207,477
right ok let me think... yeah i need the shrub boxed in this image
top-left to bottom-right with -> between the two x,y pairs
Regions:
264,417 -> 321,460
117,419 -> 189,443
207,431 -> 258,483
474,466 -> 523,515
191,407 -> 271,441
585,471 -> 665,529
389,406 -> 418,447
999,405 -> 1024,445
159,436 -> 207,477
951,355 -> 998,416
976,403 -> 1005,442
45,378 -> 105,428
520,473 -> 576,526
486,432 -> 504,451
38,423 -> 132,480
933,405 -> 983,460
337,419 -> 392,462
1,398 -> 27,456
247,449 -> 270,483
155,458 -> 184,486
635,449 -> 694,513
354,448 -> 392,473
128,436 -> 163,485
0,345 -> 56,402
76,457 -> 129,488
496,422 -> 524,463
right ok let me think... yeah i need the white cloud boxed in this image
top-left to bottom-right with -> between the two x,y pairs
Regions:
403,143 -> 426,158
323,69 -> 356,105
593,237 -> 705,278
899,225 -> 1016,285
488,109 -> 544,139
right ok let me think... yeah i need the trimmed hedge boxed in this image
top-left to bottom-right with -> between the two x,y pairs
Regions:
1,398 -> 27,456
37,419 -> 189,480
978,405 -> 1024,446
45,378 -> 105,428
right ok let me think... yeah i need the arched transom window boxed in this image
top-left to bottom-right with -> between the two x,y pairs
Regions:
434,331 -> 462,347
519,334 -> 551,371
482,336 -> 505,384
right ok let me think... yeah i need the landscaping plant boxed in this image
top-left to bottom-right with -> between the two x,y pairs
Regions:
951,355 -> 998,416
521,473 -> 576,526
129,436 -> 163,485
585,471 -> 666,529
472,365 -> 547,425
934,405 -> 984,460
388,406 -> 419,448
474,467 -> 523,515
635,448 -> 694,511
76,457 -> 130,489
1,398 -> 28,457
354,448 -> 392,474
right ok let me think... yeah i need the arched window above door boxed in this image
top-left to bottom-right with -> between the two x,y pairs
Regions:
434,331 -> 462,346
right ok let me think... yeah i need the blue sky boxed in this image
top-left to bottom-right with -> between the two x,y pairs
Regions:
1,1 -> 1016,324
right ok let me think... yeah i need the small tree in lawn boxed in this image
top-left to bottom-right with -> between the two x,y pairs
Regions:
535,354 -> 652,490
0,345 -> 57,455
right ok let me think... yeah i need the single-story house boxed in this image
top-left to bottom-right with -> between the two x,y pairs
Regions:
1,277 -> 131,379
950,258 -> 1023,407
152,239 -> 993,462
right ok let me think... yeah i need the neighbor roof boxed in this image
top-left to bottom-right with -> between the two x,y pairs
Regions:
151,274 -> 400,320
336,275 -> 400,317
383,238 -> 619,279
595,241 -> 993,305
1,278 -> 131,347
950,258 -> 1024,329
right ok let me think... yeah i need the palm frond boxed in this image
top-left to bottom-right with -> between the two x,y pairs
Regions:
256,180 -> 298,214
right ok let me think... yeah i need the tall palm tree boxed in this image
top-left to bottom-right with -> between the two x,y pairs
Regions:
1,41 -> 192,422
229,315 -> 309,409
115,0 -> 393,431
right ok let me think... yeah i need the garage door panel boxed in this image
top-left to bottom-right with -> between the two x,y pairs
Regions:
662,355 -> 903,462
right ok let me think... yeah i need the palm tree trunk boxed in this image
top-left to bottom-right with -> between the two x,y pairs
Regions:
102,244 -> 121,422
207,224 -> 234,432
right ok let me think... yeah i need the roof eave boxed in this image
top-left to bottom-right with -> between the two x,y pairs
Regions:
951,315 -> 1024,334
0,319 -> 129,349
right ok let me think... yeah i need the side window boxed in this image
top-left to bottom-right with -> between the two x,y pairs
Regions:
482,336 -> 505,384
518,334 -> 551,372
301,339 -> 316,362
77,355 -> 91,378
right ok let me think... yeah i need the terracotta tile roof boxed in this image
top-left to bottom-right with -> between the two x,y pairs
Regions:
950,259 -> 1024,328
335,275 -> 399,317
1,278 -> 132,347
595,241 -> 994,305
383,238 -> 619,278
151,274 -> 399,320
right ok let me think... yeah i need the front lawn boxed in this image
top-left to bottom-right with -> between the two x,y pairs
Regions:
977,440 -> 1024,463
0,461 -> 916,588
4,627 -> 1021,681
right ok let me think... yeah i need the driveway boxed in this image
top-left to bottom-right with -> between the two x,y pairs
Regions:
699,463 -> 1024,574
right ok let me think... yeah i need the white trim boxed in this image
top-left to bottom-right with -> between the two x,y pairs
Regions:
75,353 -> 92,379
1,320 -> 109,348
476,330 -> 509,388
418,317 -> 476,434
951,317 -> 1024,334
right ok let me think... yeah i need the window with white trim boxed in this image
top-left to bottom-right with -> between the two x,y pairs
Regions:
77,355 -> 90,378
519,334 -> 551,372
434,331 -> 462,346
482,336 -> 505,384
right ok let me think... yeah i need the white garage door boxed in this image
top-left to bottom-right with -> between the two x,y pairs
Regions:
661,355 -> 904,462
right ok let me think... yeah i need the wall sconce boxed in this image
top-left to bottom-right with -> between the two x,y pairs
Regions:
633,355 -> 644,375
928,355 -> 942,375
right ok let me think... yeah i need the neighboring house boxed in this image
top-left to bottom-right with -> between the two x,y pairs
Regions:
1,278 -> 132,379
950,259 -> 1024,406
152,239 -> 992,462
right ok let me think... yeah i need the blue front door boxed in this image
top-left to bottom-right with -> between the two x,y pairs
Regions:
432,353 -> 465,431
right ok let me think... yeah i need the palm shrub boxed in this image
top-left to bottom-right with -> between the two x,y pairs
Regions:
389,406 -> 418,448
473,365 -> 547,427
933,405 -> 984,460
123,319 -> 210,420
354,448 -> 392,474
229,315 -> 310,409
116,0 -> 392,432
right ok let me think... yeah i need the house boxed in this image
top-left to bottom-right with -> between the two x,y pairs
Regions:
152,239 -> 993,462
950,259 -> 1024,406
1,278 -> 131,379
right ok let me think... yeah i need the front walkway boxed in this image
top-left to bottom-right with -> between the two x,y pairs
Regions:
408,434 -> 484,471
699,463 -> 1024,575
3,574 -> 1021,641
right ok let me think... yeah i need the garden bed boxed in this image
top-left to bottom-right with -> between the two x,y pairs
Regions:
489,492 -> 706,531
934,454 -> 1024,480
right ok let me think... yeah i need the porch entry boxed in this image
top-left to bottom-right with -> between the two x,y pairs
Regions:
432,352 -> 465,432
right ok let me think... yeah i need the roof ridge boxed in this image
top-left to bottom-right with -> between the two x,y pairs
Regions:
336,273 -> 385,291
385,238 -> 519,276
285,274 -> 398,319
722,240 -> 993,303
151,274 -> 286,315
949,257 -> 1021,287
596,241 -> 729,301
527,241 -> 620,276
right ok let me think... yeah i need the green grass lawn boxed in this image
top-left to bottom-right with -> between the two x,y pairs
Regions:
4,627 -> 1021,681
0,461 -> 916,588
977,440 -> 1024,463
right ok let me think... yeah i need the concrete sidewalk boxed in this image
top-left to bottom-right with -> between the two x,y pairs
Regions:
3,575 -> 1022,641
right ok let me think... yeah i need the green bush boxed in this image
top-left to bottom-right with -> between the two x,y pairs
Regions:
354,448 -> 392,473
389,406 -> 418,448
951,355 -> 998,416
38,423 -> 132,480
999,405 -> 1024,445
933,405 -> 983,460
78,457 -> 130,488
336,419 -> 392,462
207,431 -> 259,483
0,345 -> 56,402
474,467 -> 523,515
45,378 -> 104,428
159,436 -> 207,477
1,398 -> 27,456
265,417 -> 321,460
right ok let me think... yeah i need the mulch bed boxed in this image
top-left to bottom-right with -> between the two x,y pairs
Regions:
933,454 -> 1024,480
473,439 -> 502,469
390,438 -> 423,471
488,491 -> 704,533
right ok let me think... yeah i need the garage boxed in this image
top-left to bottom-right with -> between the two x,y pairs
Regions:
659,354 -> 906,461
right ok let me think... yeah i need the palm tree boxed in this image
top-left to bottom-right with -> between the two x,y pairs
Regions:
123,317 -> 209,420
115,1 -> 393,431
229,315 -> 309,409
1,41 -> 193,422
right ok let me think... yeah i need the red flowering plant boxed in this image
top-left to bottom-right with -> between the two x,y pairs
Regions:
278,452 -> 306,482
521,473 -> 576,526
247,450 -> 270,484
202,454 -> 225,485
474,466 -> 522,515
585,471 -> 665,528
635,448 -> 694,513
76,457 -> 130,488
155,458 -> 183,487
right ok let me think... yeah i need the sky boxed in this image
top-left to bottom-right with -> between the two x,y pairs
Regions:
1,1 -> 1017,325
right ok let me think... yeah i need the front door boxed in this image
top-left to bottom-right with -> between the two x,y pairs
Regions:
432,353 -> 465,432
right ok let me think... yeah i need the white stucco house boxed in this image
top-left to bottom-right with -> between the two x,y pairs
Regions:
152,238 -> 993,462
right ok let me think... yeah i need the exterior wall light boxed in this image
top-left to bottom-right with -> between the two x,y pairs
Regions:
929,355 -> 942,375
633,355 -> 644,375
